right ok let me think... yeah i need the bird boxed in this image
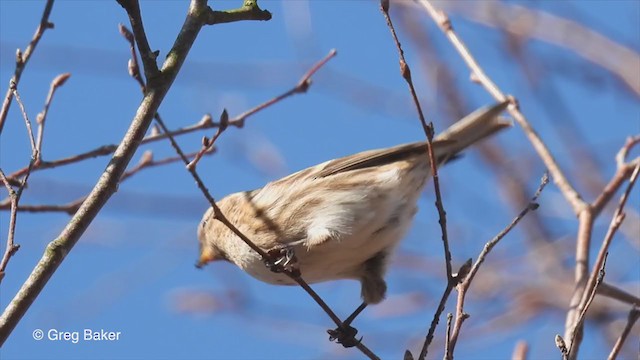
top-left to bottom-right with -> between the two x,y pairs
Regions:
196,101 -> 510,345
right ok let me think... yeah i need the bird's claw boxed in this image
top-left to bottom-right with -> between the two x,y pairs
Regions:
265,247 -> 300,277
327,324 -> 362,348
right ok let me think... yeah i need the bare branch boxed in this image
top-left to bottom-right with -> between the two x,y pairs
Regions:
597,282 -> 640,307
5,49 -> 337,185
436,1 -> 640,96
444,313 -> 453,359
592,136 -> 640,215
0,170 -> 23,282
567,253 -> 608,357
567,163 -> 640,358
0,74 -> 61,279
0,0 -> 55,134
10,83 -> 38,159
512,340 -> 528,360
35,73 -> 71,163
411,3 -> 634,358
448,173 -> 549,356
381,0 -> 453,281
188,49 -> 337,169
0,0 -> 215,344
419,260 -> 470,360
204,0 -> 272,25
0,149 -> 213,214
380,4 -> 463,357
607,306 -> 640,360
115,0 -> 159,79
226,48 -> 338,129
615,136 -> 640,169
119,24 -> 146,93
417,0 -> 588,215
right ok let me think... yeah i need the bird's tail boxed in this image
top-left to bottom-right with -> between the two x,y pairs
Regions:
306,102 -> 511,178
434,101 -> 511,159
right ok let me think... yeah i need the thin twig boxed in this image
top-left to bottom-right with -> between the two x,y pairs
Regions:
119,24 -> 146,93
7,145 -> 118,181
443,313 -> 453,359
564,137 -> 640,354
567,163 -> 640,358
597,282 -> 640,307
10,83 -> 38,158
35,73 -> 71,163
0,74 -> 51,280
567,253 -> 608,357
433,1 -> 640,96
0,201 -> 81,216
592,159 -> 640,216
187,49 -> 338,169
511,340 -> 528,360
413,2 -> 598,356
383,3 -> 530,358
380,3 -> 458,357
615,136 -> 640,169
593,135 -> 640,215
0,149 -> 213,214
5,50 -> 339,184
465,173 -> 547,287
500,21 -> 610,205
291,277 -> 379,359
0,169 -> 38,275
115,0 -> 159,80
564,206 -> 594,352
607,306 -> 640,360
380,2 -> 448,253
419,260 -> 471,360
188,110 -> 229,169
0,0 -> 55,134
0,169 -> 22,282
121,148 -> 214,182
397,10 -> 563,277
416,0 -> 587,215
447,173 -> 549,356
204,0 -> 272,25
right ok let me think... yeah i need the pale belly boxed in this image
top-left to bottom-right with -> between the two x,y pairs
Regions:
241,200 -> 417,286
237,162 -> 427,286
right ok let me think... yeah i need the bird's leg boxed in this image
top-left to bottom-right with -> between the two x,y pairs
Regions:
344,301 -> 368,325
264,246 -> 300,277
327,302 -> 368,348
327,250 -> 389,348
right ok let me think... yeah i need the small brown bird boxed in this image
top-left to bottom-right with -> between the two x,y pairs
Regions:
197,102 -> 509,319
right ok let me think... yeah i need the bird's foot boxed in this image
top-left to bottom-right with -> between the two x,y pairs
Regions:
264,247 -> 300,277
327,324 -> 362,348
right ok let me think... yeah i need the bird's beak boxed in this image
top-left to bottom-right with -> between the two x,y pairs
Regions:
195,247 -> 217,269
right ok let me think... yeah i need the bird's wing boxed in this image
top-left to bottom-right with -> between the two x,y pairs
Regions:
275,101 -> 509,182
312,140 -> 450,179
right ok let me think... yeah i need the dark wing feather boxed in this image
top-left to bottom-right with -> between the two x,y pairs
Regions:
313,140 -> 454,179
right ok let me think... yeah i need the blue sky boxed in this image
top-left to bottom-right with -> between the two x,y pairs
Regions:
1,1 -> 638,359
